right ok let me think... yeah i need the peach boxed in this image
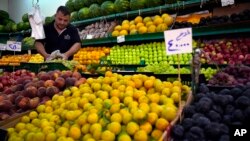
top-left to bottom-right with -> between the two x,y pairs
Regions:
65,77 -> 77,87
35,80 -> 45,88
72,71 -> 82,80
44,80 -> 55,87
29,97 -> 40,109
55,77 -> 65,89
41,96 -> 51,104
39,73 -> 51,81
74,77 -> 86,87
46,86 -> 59,97
0,113 -> 10,120
37,87 -> 47,97
25,86 -> 38,98
17,97 -> 30,110
61,70 -> 73,79
0,100 -> 13,111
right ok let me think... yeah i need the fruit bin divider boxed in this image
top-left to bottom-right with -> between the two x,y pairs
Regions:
162,91 -> 194,141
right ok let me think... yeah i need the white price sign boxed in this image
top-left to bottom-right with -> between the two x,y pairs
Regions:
0,43 -> 6,50
117,35 -> 125,43
221,0 -> 234,7
6,41 -> 22,52
164,28 -> 193,55
86,34 -> 93,39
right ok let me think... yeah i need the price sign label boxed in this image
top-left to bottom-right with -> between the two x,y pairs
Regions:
221,0 -> 234,7
6,41 -> 22,52
0,43 -> 6,50
86,34 -> 93,39
164,28 -> 192,55
117,35 -> 125,43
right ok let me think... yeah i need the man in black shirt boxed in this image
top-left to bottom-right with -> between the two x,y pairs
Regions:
35,6 -> 81,60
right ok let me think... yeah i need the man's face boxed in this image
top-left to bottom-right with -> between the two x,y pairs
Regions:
55,11 -> 70,30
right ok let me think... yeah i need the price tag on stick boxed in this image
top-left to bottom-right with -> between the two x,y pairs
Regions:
164,28 -> 193,112
6,41 -> 22,52
86,34 -> 93,39
164,28 -> 192,55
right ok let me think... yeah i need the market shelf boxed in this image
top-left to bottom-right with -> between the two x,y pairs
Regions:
72,0 -> 210,27
81,21 -> 250,46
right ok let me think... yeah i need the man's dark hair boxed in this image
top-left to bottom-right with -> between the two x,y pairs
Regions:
56,6 -> 70,16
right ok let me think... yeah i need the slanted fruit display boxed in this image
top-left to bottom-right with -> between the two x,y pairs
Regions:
208,65 -> 250,86
112,13 -> 173,36
73,47 -> 111,65
200,37 -> 250,65
107,42 -> 192,65
0,69 -> 85,120
7,71 -> 191,141
171,84 -> 250,141
79,21 -> 117,39
137,61 -> 191,74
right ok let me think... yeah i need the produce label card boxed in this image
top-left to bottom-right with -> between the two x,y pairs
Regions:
0,43 -> 6,50
164,28 -> 193,55
86,34 -> 93,39
6,41 -> 22,52
117,35 -> 125,43
221,0 -> 234,7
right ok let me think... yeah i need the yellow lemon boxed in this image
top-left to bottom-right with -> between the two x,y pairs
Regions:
68,126 -> 81,140
101,130 -> 115,141
138,26 -> 147,34
112,30 -> 120,37
155,118 -> 169,131
126,122 -> 139,135
134,130 -> 148,141
108,122 -> 121,135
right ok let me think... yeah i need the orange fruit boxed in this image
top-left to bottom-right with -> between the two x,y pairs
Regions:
134,16 -> 143,24
155,118 -> 169,131
138,26 -> 147,34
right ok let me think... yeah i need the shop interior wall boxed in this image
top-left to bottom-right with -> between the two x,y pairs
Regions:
0,0 -> 8,12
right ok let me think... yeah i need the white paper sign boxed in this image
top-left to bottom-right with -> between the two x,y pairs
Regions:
221,0 -> 234,7
0,43 -> 6,50
117,35 -> 125,43
86,34 -> 93,39
6,41 -> 22,52
164,28 -> 192,55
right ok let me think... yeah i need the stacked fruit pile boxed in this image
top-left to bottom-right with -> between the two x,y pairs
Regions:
7,71 -> 191,141
79,21 -> 117,39
28,54 -> 44,63
200,67 -> 218,81
66,0 -> 165,21
137,61 -> 191,74
171,84 -> 250,141
108,42 -> 192,65
0,69 -> 84,121
200,37 -> 250,65
0,54 -> 31,66
208,65 -> 250,87
73,47 -> 110,65
112,14 -> 173,36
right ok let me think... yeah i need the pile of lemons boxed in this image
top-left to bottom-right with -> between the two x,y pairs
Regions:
7,71 -> 190,141
112,13 -> 174,36
28,54 -> 44,63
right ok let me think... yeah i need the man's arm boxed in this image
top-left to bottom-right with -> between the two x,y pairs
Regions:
63,42 -> 81,60
35,41 -> 50,59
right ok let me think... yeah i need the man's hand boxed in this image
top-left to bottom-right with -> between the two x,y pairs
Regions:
58,53 -> 68,60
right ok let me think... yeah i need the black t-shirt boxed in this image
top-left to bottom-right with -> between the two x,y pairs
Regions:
36,21 -> 81,54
